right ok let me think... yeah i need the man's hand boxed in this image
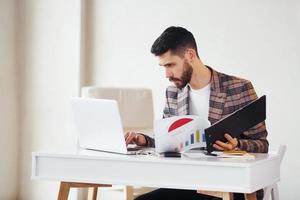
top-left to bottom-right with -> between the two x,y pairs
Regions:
125,132 -> 147,146
213,133 -> 238,151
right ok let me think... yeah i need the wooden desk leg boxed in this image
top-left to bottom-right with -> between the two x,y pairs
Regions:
244,192 -> 257,200
57,182 -> 71,200
222,192 -> 233,200
124,186 -> 134,200
93,187 -> 98,200
87,187 -> 98,200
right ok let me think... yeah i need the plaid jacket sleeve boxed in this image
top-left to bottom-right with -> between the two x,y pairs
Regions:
235,81 -> 269,153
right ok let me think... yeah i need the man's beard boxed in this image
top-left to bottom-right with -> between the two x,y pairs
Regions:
169,60 -> 193,89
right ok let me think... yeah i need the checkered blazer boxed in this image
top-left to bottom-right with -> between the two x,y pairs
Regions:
144,67 -> 268,153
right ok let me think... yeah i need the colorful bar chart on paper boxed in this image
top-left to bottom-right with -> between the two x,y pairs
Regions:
176,129 -> 206,151
154,115 -> 211,153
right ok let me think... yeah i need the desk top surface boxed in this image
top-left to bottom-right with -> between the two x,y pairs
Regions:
33,148 -> 278,168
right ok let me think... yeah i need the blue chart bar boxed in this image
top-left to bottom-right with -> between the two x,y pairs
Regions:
191,133 -> 194,144
185,141 -> 189,146
202,133 -> 206,142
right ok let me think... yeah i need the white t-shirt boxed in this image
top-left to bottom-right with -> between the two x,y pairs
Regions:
188,83 -> 211,120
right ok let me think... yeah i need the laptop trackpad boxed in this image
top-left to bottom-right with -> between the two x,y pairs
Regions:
127,144 -> 143,151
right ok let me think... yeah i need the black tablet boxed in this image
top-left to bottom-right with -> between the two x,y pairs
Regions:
205,95 -> 266,153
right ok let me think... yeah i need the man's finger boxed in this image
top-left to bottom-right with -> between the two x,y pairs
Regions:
125,132 -> 135,145
224,133 -> 238,149
213,143 -> 225,151
125,135 -> 134,145
124,132 -> 130,139
215,140 -> 232,150
224,133 -> 235,144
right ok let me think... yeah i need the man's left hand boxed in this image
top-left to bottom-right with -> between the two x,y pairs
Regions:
213,133 -> 238,151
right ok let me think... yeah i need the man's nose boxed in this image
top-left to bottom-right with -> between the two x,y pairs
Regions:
165,69 -> 172,78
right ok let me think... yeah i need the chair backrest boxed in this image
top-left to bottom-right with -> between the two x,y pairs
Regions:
81,87 -> 154,134
277,145 -> 286,164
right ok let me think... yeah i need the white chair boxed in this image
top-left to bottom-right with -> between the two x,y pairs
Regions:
263,145 -> 286,200
77,86 -> 154,200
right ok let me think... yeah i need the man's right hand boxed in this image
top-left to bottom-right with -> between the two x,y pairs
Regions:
125,132 -> 147,146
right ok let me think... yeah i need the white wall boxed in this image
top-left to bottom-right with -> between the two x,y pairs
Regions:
17,0 -> 82,199
85,0 -> 300,199
1,0 -> 298,199
0,0 -> 18,199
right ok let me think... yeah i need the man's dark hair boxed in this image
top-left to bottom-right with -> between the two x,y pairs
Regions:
151,26 -> 199,57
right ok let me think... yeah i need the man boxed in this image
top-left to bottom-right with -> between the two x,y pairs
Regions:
125,26 -> 268,200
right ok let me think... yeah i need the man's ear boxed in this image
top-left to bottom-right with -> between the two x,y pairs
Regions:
185,48 -> 197,62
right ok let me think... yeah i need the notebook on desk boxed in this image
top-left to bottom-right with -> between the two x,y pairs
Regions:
71,97 -> 145,155
205,95 -> 266,153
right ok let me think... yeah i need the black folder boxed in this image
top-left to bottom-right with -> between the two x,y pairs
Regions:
205,95 -> 266,153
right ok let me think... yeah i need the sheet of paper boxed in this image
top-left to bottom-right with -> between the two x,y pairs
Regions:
154,115 -> 210,153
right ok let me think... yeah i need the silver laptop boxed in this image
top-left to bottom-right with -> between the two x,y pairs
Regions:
71,97 -> 142,155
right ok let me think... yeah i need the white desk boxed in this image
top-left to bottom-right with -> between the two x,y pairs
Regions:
32,149 -> 281,198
